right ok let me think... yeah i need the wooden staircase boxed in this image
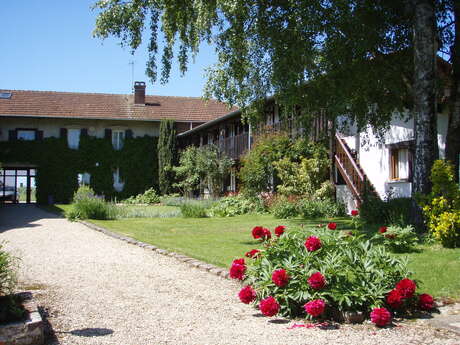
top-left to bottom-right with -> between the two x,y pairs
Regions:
334,133 -> 376,206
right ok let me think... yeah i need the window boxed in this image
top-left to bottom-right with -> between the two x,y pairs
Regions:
67,129 -> 80,149
113,167 -> 124,192
390,148 -> 411,181
17,130 -> 36,141
78,172 -> 91,185
112,130 -> 125,150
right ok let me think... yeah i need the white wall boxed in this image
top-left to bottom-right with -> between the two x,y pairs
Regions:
336,184 -> 358,213
340,111 -> 449,200
0,117 -> 160,141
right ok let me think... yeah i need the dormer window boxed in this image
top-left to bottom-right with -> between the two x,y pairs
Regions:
112,130 -> 125,150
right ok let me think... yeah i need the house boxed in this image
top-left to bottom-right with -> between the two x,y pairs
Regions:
0,82 -> 233,203
178,98 -> 449,211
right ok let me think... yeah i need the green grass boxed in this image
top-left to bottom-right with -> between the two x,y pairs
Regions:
402,244 -> 460,300
90,214 -> 352,268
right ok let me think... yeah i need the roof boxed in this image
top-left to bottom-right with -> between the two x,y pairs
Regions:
178,109 -> 242,137
0,89 -> 237,122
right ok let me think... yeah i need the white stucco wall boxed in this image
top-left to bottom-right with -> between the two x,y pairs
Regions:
336,184 -> 358,213
340,111 -> 449,200
0,117 -> 160,141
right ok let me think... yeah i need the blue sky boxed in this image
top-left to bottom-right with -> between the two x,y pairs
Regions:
0,0 -> 217,96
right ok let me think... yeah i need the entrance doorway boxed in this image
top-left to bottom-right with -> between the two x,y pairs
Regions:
0,168 -> 37,204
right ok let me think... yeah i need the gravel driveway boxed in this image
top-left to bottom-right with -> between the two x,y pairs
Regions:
0,205 -> 458,345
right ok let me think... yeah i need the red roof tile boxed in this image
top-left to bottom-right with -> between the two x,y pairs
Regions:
0,89 -> 236,122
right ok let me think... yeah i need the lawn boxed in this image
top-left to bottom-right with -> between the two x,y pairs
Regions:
45,204 -> 460,300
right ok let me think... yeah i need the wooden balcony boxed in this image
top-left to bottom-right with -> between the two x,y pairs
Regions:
204,132 -> 250,160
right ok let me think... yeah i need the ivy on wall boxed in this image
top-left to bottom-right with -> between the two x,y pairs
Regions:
0,135 -> 158,204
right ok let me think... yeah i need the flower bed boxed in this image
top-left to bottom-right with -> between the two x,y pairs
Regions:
230,225 -> 435,327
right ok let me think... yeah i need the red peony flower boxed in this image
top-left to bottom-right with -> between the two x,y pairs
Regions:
263,228 -> 272,240
252,226 -> 265,239
304,236 -> 322,252
229,258 -> 246,280
395,278 -> 417,299
328,222 -> 337,230
386,289 -> 404,309
379,226 -> 387,234
245,249 -> 260,258
351,210 -> 359,216
307,272 -> 326,290
232,258 -> 245,265
370,307 -> 392,327
259,296 -> 280,317
304,299 -> 326,317
418,293 -> 435,310
272,269 -> 289,287
274,225 -> 286,237
238,286 -> 257,304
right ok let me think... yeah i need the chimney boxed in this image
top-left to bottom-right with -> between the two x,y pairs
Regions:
134,81 -> 146,105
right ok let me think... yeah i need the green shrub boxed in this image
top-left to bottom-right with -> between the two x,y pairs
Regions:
66,186 -> 117,220
360,195 -> 412,227
180,202 -> 208,218
270,197 -> 299,219
239,227 -> 410,317
419,160 -> 460,247
0,242 -> 17,296
371,225 -> 419,253
122,188 -> 160,204
297,199 -> 346,218
209,195 -> 264,217
116,206 -> 180,218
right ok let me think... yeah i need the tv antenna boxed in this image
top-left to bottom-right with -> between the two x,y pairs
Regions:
129,60 -> 135,89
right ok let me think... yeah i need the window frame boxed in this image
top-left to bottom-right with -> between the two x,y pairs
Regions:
112,130 -> 125,150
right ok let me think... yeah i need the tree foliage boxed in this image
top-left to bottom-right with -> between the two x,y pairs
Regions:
158,119 -> 177,195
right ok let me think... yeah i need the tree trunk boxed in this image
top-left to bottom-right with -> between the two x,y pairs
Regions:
445,2 -> 460,184
412,0 -> 438,226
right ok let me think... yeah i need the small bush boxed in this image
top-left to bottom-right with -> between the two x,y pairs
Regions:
0,242 -> 17,296
269,196 -> 299,219
360,195 -> 412,227
235,226 -> 412,318
122,188 -> 160,205
209,195 -> 265,217
297,199 -> 346,219
66,186 -> 117,220
180,202 -> 208,218
419,160 -> 460,247
371,225 -> 419,253
116,206 -> 180,218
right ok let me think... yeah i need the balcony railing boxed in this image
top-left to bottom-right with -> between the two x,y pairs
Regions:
203,132 -> 250,160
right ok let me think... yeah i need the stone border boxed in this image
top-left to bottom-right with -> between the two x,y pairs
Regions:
0,292 -> 45,345
79,221 -> 231,279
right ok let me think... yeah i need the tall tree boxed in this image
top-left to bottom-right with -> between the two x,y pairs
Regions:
158,119 -> 177,195
413,0 -> 438,196
93,0 -> 455,193
445,1 -> 460,182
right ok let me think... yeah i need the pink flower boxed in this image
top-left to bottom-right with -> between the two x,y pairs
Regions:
274,225 -> 286,237
245,249 -> 260,258
386,289 -> 404,309
370,308 -> 392,327
304,236 -> 322,252
232,258 -> 245,265
307,272 -> 326,290
272,269 -> 289,287
259,296 -> 280,317
327,222 -> 337,230
238,286 -> 257,304
395,278 -> 416,299
418,294 -> 435,310
379,226 -> 387,234
351,210 -> 359,216
304,299 -> 326,317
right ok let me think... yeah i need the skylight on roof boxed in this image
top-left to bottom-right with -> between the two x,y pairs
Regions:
0,92 -> 12,99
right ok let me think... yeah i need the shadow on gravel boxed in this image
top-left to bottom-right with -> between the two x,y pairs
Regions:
68,328 -> 114,337
0,204 -> 62,233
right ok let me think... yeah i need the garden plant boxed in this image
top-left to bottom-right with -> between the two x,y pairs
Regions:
230,224 -> 436,327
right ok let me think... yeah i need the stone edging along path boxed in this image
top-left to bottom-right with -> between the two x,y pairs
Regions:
78,220 -> 231,280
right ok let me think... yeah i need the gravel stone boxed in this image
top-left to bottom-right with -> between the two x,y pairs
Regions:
1,205 -> 459,345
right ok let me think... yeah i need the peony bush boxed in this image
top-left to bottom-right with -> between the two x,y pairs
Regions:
230,225 -> 435,326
